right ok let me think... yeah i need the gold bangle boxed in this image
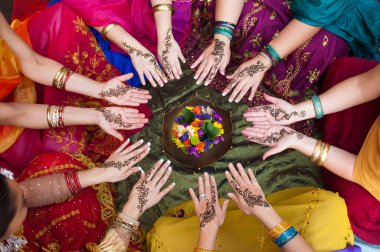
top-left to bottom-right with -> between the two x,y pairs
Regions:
52,67 -> 65,88
194,248 -> 215,252
57,68 -> 69,90
46,105 -> 52,128
268,220 -> 292,240
316,142 -> 330,166
152,4 -> 175,14
310,139 -> 323,163
101,23 -> 118,41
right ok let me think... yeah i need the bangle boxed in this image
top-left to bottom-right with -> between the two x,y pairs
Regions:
64,171 -> 82,195
215,20 -> 236,30
52,67 -> 73,90
46,105 -> 52,128
311,95 -> 324,119
101,23 -> 118,41
260,51 -> 273,68
263,44 -> 282,65
273,226 -> 298,247
152,4 -> 175,14
112,216 -> 141,243
118,212 -> 140,226
58,105 -> 64,127
310,139 -> 323,163
268,220 -> 292,240
47,105 -> 65,128
213,26 -> 233,40
194,248 -> 215,252
316,142 -> 330,166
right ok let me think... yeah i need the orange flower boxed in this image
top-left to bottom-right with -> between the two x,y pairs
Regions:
173,130 -> 178,138
196,142 -> 205,151
193,106 -> 202,115
191,118 -> 202,127
184,140 -> 190,146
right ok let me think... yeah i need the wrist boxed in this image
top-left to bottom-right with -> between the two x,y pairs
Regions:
122,200 -> 142,220
295,101 -> 315,121
252,206 -> 283,230
255,53 -> 272,70
213,34 -> 231,46
197,225 -> 218,250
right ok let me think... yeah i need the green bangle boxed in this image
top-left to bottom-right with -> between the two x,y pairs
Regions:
311,95 -> 324,119
213,27 -> 233,40
264,44 -> 282,64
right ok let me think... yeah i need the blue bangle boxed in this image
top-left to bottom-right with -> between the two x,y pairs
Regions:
215,21 -> 236,29
264,44 -> 281,64
311,95 -> 324,119
213,27 -> 234,40
274,227 -> 298,247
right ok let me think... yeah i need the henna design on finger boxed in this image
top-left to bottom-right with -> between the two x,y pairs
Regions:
199,184 -> 217,228
230,180 -> 269,208
207,39 -> 226,82
245,128 -> 303,145
160,28 -> 173,78
225,61 -> 266,91
121,42 -> 166,79
99,154 -> 143,171
96,108 -> 134,128
136,183 -> 149,213
99,84 -> 132,98
246,106 -> 306,121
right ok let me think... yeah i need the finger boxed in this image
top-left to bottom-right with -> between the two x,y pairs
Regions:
150,160 -> 171,186
114,138 -> 131,153
227,193 -> 240,205
194,58 -> 208,80
179,50 -> 186,63
235,84 -> 251,103
222,78 -> 238,96
248,84 -> 259,101
129,91 -> 152,99
156,166 -> 172,189
228,80 -> 247,103
243,111 -> 267,118
203,172 -> 211,199
137,70 -> 146,86
126,147 -> 150,168
151,67 -> 165,87
106,129 -> 124,141
157,182 -> 176,200
120,139 -> 144,155
198,175 -> 205,196
189,188 -> 200,215
225,170 -> 240,195
196,62 -> 213,85
122,142 -> 150,162
191,54 -> 204,69
123,98 -> 149,106
227,163 -> 245,188
130,87 -> 150,94
264,93 -> 281,105
221,199 -> 230,216
147,159 -> 168,182
247,168 -> 259,185
174,57 -> 182,76
241,127 -> 267,135
122,166 -> 142,179
204,65 -> 218,86
145,69 -> 158,87
135,170 -> 146,185
245,116 -> 270,123
210,175 -> 218,202
262,144 -> 286,160
169,59 -> 180,79
236,163 -> 251,185
226,68 -> 240,79
116,73 -> 134,82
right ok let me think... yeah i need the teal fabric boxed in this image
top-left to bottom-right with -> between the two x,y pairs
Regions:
291,0 -> 380,61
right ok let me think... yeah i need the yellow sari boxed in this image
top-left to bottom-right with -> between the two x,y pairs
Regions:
147,187 -> 353,252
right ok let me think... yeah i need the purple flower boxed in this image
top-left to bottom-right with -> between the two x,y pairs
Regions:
213,112 -> 222,123
175,115 -> 184,123
214,136 -> 222,145
179,132 -> 189,141
198,129 -> 204,137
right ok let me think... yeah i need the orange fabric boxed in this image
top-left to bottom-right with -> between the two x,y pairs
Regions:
354,116 -> 380,200
0,18 -> 36,153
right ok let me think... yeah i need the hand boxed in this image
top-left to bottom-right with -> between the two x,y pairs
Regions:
95,107 -> 148,141
225,163 -> 270,217
244,93 -> 306,125
121,41 -> 167,87
99,139 -> 150,183
99,73 -> 152,106
222,54 -> 271,103
189,172 -> 229,230
123,159 -> 175,219
242,125 -> 304,160
158,27 -> 186,80
191,36 -> 231,86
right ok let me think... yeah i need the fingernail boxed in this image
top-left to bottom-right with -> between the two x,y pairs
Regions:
168,167 -> 172,171
225,170 -> 229,174
196,81 -> 200,85
140,139 -> 144,143
228,99 -> 233,103
194,76 -> 197,79
147,147 -> 151,151
172,182 -> 176,186
160,159 -> 164,163
138,167 -> 142,171
204,172 -> 208,176
227,193 -> 233,197
147,142 -> 151,146
222,93 -> 226,96
166,160 -> 171,165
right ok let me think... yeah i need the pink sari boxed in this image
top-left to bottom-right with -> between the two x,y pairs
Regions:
61,0 -> 192,55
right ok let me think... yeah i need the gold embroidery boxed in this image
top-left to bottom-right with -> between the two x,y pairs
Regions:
47,242 -> 60,252
83,220 -> 97,229
35,210 -> 81,239
282,0 -> 292,9
92,183 -> 116,225
250,33 -> 263,47
306,68 -> 320,83
26,164 -> 84,179
270,11 -> 276,20
303,52 -> 311,62
323,35 -> 329,47
46,126 -> 87,155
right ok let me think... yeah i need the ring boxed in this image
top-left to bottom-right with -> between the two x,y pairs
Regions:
199,193 -> 206,200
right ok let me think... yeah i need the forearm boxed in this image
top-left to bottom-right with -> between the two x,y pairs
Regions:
293,136 -> 356,182
197,226 -> 218,250
215,0 -> 244,24
0,103 -> 98,129
151,0 -> 173,40
269,19 -> 321,59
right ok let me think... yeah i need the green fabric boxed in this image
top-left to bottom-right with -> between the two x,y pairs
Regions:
117,66 -> 323,230
291,0 -> 380,61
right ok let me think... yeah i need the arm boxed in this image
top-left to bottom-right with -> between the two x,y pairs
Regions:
21,139 -> 151,208
226,163 -> 314,252
0,13 -> 150,106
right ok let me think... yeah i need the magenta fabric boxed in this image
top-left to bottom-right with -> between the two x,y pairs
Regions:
61,0 -> 192,56
320,57 -> 380,244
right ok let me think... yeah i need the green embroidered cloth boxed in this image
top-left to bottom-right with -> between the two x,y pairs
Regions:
117,67 -> 323,229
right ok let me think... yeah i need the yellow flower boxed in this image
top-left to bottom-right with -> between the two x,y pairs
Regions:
185,106 -> 194,110
213,122 -> 223,129
174,138 -> 184,148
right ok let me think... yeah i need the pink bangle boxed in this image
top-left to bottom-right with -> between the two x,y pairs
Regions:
64,171 -> 82,195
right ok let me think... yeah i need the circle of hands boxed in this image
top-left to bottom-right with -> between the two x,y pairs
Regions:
242,93 -> 306,160
190,163 -> 270,229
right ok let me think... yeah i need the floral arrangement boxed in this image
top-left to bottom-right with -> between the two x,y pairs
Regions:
172,105 -> 224,158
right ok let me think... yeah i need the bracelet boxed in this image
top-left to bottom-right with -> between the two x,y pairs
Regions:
52,67 -> 73,90
215,20 -> 236,30
112,216 -> 141,243
310,139 -> 323,163
213,27 -> 233,40
260,51 -> 273,68
46,105 -> 52,128
263,44 -> 282,65
316,142 -> 330,166
118,212 -> 140,226
64,171 -> 82,195
47,105 -> 65,128
268,220 -> 292,240
101,23 -> 118,41
274,226 -> 298,247
311,95 -> 324,119
152,4 -> 175,14
194,248 -> 215,252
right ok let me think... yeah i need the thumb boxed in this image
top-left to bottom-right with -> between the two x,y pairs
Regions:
219,60 -> 229,76
263,93 -> 281,105
117,73 -> 134,82
221,199 -> 230,215
103,127 -> 124,141
227,193 -> 240,205
226,68 -> 239,79
262,144 -> 286,160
